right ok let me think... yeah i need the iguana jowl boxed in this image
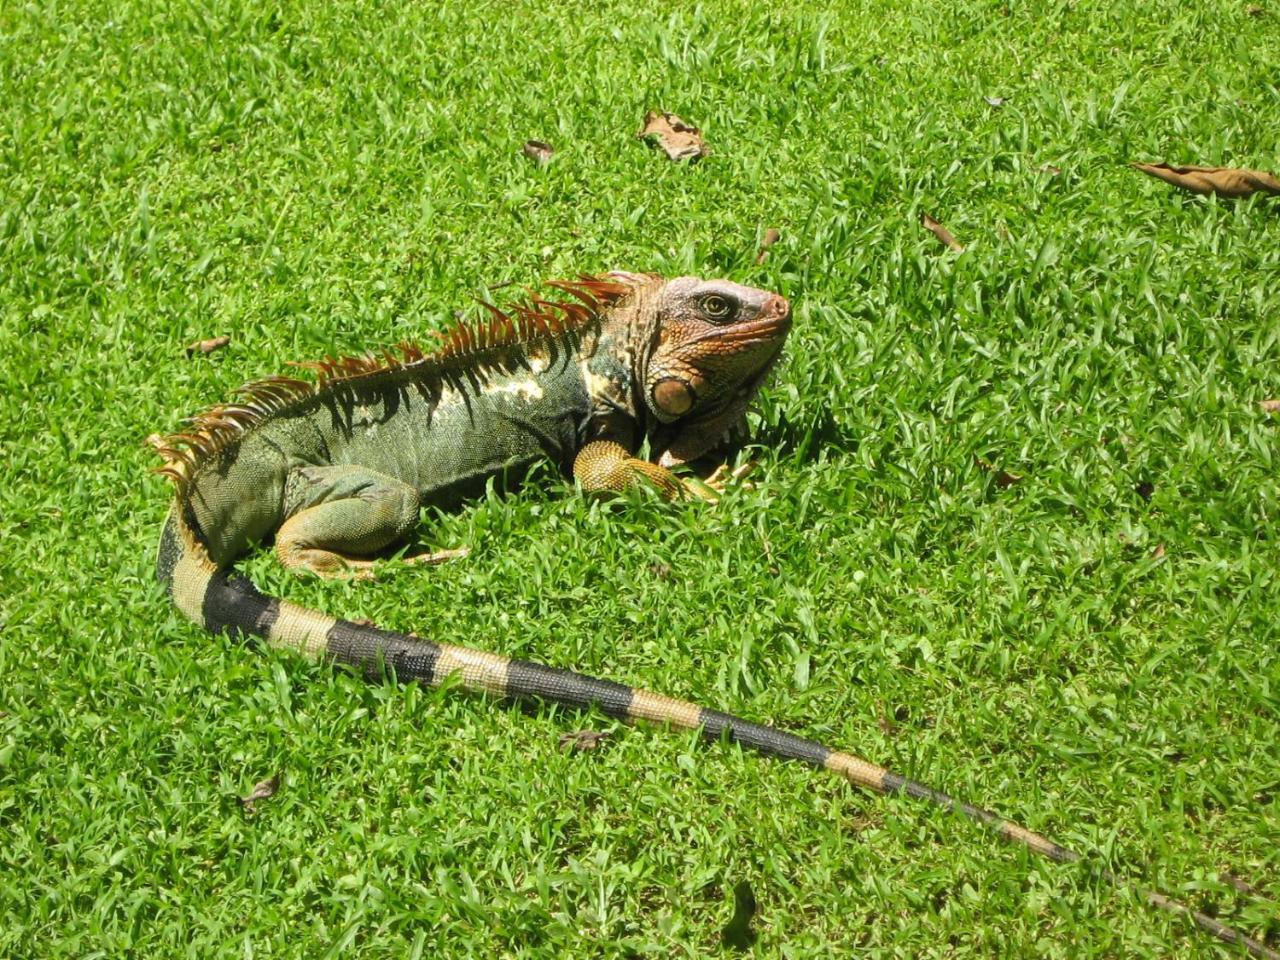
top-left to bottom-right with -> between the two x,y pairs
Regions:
152,272 -> 1274,958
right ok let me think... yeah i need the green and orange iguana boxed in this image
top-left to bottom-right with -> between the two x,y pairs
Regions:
151,272 -> 1274,958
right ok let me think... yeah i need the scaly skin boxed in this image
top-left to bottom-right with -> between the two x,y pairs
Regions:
152,272 -> 1275,959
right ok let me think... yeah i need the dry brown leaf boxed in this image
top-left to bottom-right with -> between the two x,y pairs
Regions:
186,335 -> 230,357
558,730 -> 610,752
976,456 -> 1021,487
876,703 -> 897,736
1259,399 -> 1280,414
1152,543 -> 1166,560
1222,872 -> 1269,898
921,211 -> 964,251
1132,162 -> 1280,198
755,227 -> 780,264
239,774 -> 280,811
521,139 -> 554,165
637,110 -> 709,162
1246,4 -> 1264,15
996,468 -> 1023,488
1037,163 -> 1063,176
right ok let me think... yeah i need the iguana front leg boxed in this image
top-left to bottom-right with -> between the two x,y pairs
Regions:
276,465 -> 465,578
573,440 -> 729,501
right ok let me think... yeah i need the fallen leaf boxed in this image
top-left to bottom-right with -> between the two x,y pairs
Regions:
876,703 -> 897,736
240,774 -> 280,811
558,730 -> 610,752
1246,4 -> 1264,15
186,335 -> 230,357
647,563 -> 672,579
721,880 -> 758,950
1132,162 -> 1280,198
1222,872 -> 1268,898
984,96 -> 1006,107
755,227 -> 780,265
1152,543 -> 1166,560
975,456 -> 1021,487
1259,399 -> 1280,413
1037,163 -> 1063,175
521,139 -> 554,165
921,211 -> 964,251
637,110 -> 709,162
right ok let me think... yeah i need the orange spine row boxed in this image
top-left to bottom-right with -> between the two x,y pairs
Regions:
149,275 -> 644,493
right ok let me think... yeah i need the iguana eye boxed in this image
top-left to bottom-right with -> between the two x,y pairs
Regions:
700,294 -> 733,321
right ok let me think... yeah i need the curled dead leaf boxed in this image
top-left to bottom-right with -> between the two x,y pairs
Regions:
921,211 -> 964,251
638,110 -> 709,163
1259,399 -> 1280,414
1133,162 -> 1280,198
186,335 -> 230,357
876,703 -> 897,736
976,456 -> 1022,487
1037,163 -> 1063,176
521,139 -> 554,165
558,730 -> 610,752
1152,543 -> 1166,560
755,227 -> 780,264
239,774 -> 280,811
1222,872 -> 1268,898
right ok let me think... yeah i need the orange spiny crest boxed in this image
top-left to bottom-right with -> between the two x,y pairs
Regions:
544,279 -> 599,310
397,341 -> 425,362
153,273 -> 650,493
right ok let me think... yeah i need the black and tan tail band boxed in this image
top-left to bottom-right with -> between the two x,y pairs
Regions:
183,570 -> 1091,863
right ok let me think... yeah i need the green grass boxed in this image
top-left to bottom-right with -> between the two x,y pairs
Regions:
3,0 -> 1279,955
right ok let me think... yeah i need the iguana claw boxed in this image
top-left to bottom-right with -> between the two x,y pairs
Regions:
681,461 -> 756,501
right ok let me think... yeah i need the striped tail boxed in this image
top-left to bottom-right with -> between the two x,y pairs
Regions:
156,508 -> 1277,960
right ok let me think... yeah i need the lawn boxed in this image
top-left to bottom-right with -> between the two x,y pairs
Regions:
2,0 -> 1279,955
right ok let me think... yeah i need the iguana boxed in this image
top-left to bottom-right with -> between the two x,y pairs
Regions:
152,271 -> 1274,958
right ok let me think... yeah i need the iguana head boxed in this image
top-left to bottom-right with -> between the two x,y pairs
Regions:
640,276 -> 792,467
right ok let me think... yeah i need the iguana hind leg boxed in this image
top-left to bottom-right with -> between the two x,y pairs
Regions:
276,464 -> 464,579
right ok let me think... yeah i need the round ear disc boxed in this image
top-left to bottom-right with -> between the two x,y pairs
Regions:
652,378 -> 695,416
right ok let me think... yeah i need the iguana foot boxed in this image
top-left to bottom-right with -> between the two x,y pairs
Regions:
278,547 -> 381,580
279,545 -> 470,580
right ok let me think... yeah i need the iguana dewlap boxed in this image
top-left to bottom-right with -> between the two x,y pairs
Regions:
151,272 -> 1275,959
